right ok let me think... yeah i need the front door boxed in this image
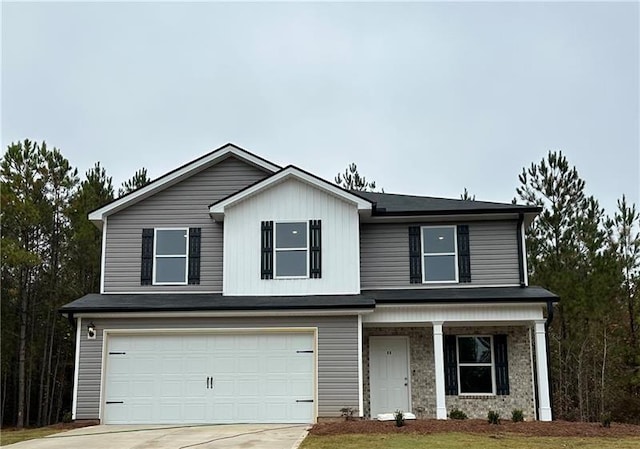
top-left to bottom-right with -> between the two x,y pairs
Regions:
369,336 -> 410,416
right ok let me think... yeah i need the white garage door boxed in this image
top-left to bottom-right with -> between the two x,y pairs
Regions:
103,332 -> 315,424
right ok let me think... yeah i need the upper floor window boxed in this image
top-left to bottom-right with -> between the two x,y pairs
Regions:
154,228 -> 188,285
275,222 -> 308,278
422,226 -> 458,283
140,227 -> 200,286
457,335 -> 494,395
261,220 -> 321,280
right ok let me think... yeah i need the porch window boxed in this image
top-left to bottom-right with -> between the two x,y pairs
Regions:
457,336 -> 494,394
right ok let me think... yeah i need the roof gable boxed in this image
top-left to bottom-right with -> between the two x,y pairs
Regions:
88,143 -> 280,226
209,165 -> 373,220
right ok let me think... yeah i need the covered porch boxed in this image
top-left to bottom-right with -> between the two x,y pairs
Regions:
360,301 -> 553,421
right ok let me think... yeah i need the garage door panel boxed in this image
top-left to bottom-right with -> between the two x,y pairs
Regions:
131,379 -> 154,397
105,332 -> 314,424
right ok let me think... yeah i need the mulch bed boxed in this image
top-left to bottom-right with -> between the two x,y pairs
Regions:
309,419 -> 640,437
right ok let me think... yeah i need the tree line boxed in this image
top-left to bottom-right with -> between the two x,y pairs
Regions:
2,142 -> 638,427
1,140 -> 150,428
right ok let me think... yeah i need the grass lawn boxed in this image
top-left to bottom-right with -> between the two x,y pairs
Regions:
300,433 -> 640,449
0,427 -> 67,446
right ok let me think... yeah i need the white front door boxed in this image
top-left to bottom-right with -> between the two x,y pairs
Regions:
369,336 -> 410,416
103,332 -> 315,424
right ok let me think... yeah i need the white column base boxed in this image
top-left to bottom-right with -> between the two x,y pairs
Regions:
539,407 -> 552,422
432,321 -> 447,420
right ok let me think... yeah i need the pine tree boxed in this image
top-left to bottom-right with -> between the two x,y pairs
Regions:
118,167 -> 151,197
335,163 -> 378,191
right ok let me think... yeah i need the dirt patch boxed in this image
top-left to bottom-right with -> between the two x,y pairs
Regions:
309,419 -> 640,437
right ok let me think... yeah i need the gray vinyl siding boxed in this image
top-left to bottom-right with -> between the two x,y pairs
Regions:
103,156 -> 269,292
360,220 -> 520,289
75,315 -> 359,420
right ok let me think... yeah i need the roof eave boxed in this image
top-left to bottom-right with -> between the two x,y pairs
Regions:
88,143 -> 280,225
208,165 -> 373,221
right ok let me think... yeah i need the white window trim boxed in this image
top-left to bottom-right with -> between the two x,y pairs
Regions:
274,220 -> 309,279
456,335 -> 496,396
421,225 -> 459,284
153,227 -> 189,285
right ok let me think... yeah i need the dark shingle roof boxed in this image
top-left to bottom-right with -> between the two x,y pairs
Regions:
59,287 -> 557,315
363,286 -> 558,303
353,191 -> 541,216
59,293 -> 375,314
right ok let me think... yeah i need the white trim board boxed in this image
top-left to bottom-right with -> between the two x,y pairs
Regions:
71,317 -> 81,420
73,309 -> 374,319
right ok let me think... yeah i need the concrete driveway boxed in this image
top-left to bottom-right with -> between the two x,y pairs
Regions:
7,424 -> 309,449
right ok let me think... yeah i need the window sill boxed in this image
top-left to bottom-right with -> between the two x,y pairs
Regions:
455,394 -> 496,399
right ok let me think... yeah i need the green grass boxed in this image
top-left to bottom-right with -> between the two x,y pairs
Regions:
300,433 -> 640,449
0,427 -> 68,446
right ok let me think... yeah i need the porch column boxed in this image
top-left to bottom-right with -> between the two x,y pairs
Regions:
432,321 -> 447,419
535,320 -> 552,421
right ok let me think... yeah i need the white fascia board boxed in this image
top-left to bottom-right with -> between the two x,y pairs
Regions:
88,144 -> 280,226
209,166 -> 373,220
74,308 -> 374,319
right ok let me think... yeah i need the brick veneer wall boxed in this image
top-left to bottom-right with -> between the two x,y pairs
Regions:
363,325 -> 536,420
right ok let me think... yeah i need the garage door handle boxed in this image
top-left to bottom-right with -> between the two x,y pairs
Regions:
106,401 -> 124,404
206,376 -> 210,389
296,399 -> 314,403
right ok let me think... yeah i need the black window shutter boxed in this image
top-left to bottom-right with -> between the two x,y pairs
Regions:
494,334 -> 510,395
457,225 -> 471,283
409,226 -> 422,283
261,221 -> 273,279
141,228 -> 154,285
309,220 -> 322,278
444,335 -> 459,395
188,228 -> 201,285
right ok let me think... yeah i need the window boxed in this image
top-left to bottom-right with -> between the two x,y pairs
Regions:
421,226 -> 458,283
154,228 -> 188,284
457,336 -> 494,394
275,222 -> 308,278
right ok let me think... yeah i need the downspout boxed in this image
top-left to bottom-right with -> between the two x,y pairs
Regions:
66,312 -> 75,330
516,213 -> 526,287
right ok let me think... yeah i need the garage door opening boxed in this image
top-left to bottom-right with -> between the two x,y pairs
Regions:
103,331 -> 315,424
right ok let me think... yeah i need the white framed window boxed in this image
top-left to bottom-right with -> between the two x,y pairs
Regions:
274,221 -> 308,278
421,225 -> 458,283
457,335 -> 495,395
153,228 -> 188,285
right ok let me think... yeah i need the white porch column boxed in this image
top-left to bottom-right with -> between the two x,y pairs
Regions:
534,320 -> 552,421
432,321 -> 447,419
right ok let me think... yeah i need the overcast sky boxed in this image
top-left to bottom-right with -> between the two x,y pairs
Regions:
2,1 -> 638,215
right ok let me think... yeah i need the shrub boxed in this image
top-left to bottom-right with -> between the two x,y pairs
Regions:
394,410 -> 405,427
340,407 -> 356,421
601,412 -> 612,428
62,411 -> 72,423
511,409 -> 524,422
449,408 -> 468,420
487,410 -> 501,425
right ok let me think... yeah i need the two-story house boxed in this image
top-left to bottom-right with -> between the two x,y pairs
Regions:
60,143 -> 558,425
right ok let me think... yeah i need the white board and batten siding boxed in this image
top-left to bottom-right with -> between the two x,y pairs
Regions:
223,178 -> 361,296
360,220 -> 521,289
103,156 -> 270,293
